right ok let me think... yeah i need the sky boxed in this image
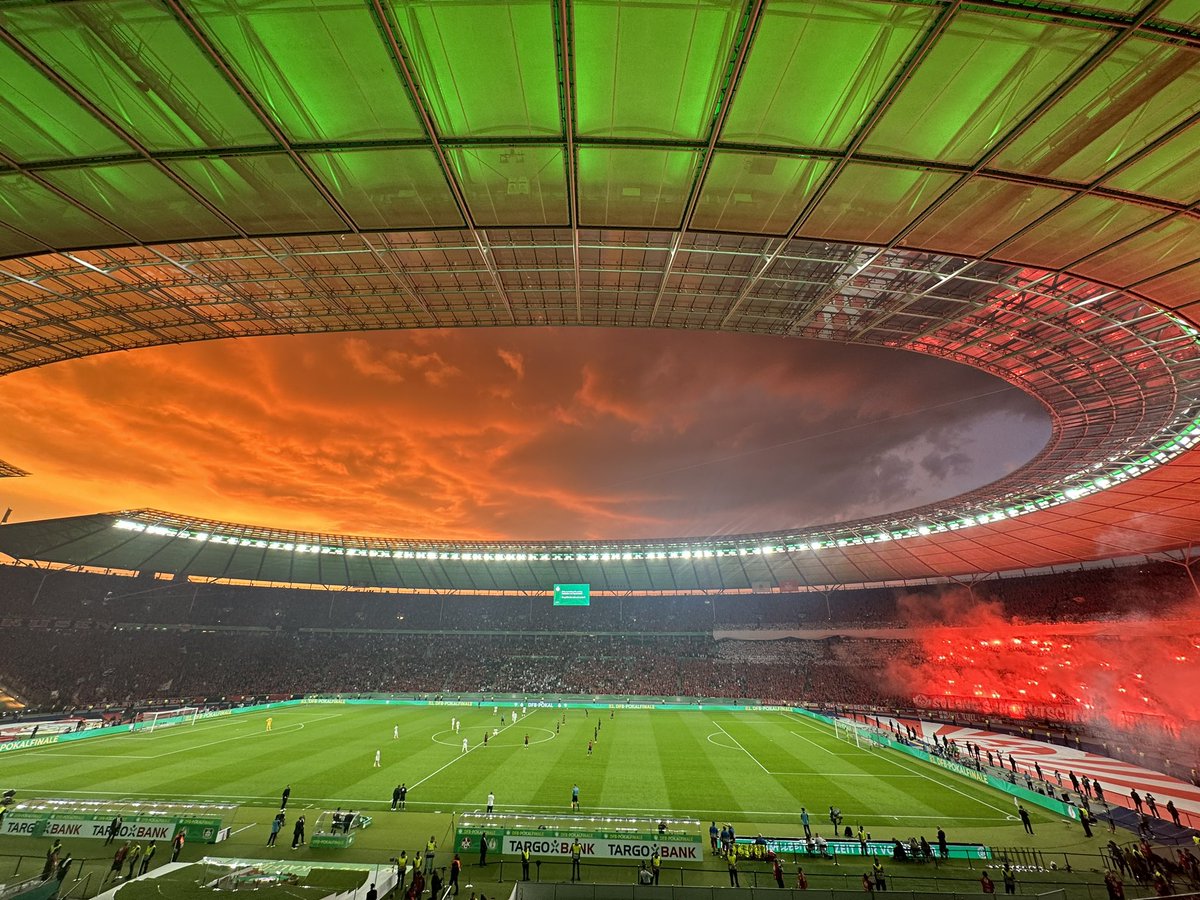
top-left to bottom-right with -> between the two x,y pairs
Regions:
0,328 -> 1050,541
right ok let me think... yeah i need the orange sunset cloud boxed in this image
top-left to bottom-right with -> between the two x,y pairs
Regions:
0,328 -> 1049,541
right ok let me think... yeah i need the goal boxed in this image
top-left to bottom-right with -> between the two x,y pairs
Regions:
132,707 -> 200,733
833,718 -> 866,749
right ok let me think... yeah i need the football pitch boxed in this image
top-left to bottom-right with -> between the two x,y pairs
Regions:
7,706 -> 1017,826
0,705 -> 1106,896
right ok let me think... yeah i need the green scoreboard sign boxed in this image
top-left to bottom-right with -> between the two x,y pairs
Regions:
553,584 -> 590,606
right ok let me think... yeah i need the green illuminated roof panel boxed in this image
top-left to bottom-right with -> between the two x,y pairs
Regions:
168,155 -> 343,234
0,173 -> 126,249
1159,0 -> 1200,24
995,39 -> 1200,183
0,223 -> 43,260
902,177 -> 1073,257
0,1 -> 270,152
1075,216 -> 1200,286
574,0 -> 742,140
38,163 -> 231,242
692,152 -> 832,234
722,0 -> 932,150
187,0 -> 424,142
862,15 -> 1107,165
304,149 -> 463,230
999,196 -> 1163,269
445,146 -> 568,226
1106,123 -> 1200,204
577,147 -> 700,228
390,0 -> 561,138
802,163 -> 958,244
0,43 -> 129,163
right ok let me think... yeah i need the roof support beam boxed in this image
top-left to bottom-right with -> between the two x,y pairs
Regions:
648,0 -> 766,326
719,0 -> 964,329
369,0 -> 515,325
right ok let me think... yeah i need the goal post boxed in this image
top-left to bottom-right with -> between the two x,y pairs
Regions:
132,707 -> 200,733
832,719 -> 863,749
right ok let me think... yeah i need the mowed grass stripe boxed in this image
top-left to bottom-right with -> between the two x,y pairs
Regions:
500,709 -> 577,811
595,710 -> 659,814
707,713 -> 807,816
659,712 -> 741,817
724,717 -> 841,816
630,711 -> 678,815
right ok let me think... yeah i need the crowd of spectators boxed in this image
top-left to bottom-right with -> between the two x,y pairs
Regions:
0,562 -> 1195,736
0,627 -> 919,712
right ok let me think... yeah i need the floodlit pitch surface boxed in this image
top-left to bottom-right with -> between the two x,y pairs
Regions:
3,706 -> 1025,832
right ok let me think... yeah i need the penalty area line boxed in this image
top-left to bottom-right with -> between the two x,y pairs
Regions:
141,713 -> 343,759
788,730 -> 868,758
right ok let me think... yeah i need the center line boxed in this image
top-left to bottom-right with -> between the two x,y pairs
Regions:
409,711 -> 532,791
711,719 -> 769,774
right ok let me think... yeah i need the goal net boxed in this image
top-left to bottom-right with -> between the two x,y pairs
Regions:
832,719 -> 865,749
131,707 -> 200,733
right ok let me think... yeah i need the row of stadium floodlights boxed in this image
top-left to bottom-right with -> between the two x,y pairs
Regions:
110,413 -> 1200,562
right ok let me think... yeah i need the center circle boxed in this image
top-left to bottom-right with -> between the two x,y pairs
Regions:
432,726 -> 556,747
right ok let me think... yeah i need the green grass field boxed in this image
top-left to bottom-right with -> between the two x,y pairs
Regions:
0,706 -> 1118,897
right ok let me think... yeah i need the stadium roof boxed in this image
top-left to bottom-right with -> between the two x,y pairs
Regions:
0,0 -> 1198,590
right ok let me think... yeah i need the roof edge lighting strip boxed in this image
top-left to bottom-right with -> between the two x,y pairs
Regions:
109,404 -> 1200,563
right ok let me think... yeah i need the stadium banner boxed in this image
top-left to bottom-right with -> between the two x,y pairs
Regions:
175,816 -> 226,843
0,735 -> 63,754
981,775 -> 1081,821
454,826 -> 703,861
2,813 -> 179,842
310,832 -> 356,849
925,753 -> 989,783
737,836 -> 991,861
2,812 -> 224,843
